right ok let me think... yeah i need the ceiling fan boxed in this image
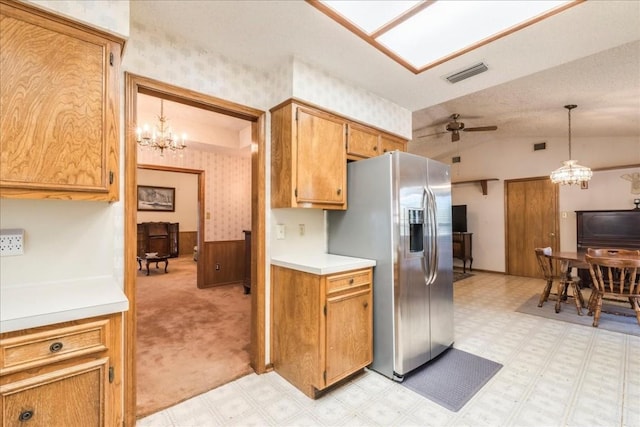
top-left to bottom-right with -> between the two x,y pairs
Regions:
415,114 -> 498,142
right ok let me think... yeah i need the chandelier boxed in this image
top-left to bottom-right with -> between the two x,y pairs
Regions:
550,104 -> 592,185
136,99 -> 187,156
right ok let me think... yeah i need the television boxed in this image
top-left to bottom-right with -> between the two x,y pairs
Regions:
452,205 -> 467,233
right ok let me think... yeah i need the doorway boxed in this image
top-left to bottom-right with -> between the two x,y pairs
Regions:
124,73 -> 267,425
505,177 -> 559,277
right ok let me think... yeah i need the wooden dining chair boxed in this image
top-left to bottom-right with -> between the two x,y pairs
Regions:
585,254 -> 640,327
534,247 -> 584,314
585,248 -> 640,313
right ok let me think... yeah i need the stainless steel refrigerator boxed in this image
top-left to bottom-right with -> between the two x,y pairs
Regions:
327,151 -> 453,381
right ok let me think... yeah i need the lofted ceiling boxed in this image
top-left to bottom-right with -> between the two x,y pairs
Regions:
131,0 -> 640,152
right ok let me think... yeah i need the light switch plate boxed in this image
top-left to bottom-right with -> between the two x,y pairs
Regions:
0,229 -> 25,256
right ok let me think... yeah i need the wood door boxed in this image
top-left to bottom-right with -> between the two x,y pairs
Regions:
295,107 -> 346,206
325,288 -> 372,386
347,123 -> 379,158
1,358 -> 109,427
0,1 -> 122,201
505,177 -> 558,278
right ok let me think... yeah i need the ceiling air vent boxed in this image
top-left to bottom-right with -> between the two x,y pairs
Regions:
445,62 -> 489,84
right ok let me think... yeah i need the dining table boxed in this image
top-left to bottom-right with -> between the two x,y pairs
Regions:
547,250 -> 640,316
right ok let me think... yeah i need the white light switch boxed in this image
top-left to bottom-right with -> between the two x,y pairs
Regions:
276,224 -> 285,240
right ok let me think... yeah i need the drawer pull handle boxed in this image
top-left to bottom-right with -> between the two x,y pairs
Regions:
19,410 -> 34,422
363,302 -> 369,308
49,342 -> 64,353
349,279 -> 354,285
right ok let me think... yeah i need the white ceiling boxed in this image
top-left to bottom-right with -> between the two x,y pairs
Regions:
131,0 -> 640,151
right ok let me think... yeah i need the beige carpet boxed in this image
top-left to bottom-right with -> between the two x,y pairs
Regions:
136,256 -> 252,418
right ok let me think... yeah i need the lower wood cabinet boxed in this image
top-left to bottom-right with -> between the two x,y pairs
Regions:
271,265 -> 372,398
0,314 -> 122,426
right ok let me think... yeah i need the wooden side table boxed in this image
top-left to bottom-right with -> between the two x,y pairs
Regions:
137,255 -> 169,276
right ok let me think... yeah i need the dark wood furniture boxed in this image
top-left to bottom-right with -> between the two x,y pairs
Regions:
243,230 -> 251,294
137,255 -> 169,276
576,210 -> 640,286
541,249 -> 586,315
453,232 -> 473,273
137,222 -> 179,258
585,253 -> 640,327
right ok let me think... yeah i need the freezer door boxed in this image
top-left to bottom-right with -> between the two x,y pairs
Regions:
393,152 -> 431,376
427,158 -> 454,359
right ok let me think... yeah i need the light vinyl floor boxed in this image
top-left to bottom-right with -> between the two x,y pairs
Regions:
138,271 -> 639,427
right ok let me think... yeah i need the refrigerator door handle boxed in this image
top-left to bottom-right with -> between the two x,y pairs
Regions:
423,186 -> 438,286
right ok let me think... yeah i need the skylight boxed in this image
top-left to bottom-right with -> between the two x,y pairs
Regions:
308,0 -> 581,74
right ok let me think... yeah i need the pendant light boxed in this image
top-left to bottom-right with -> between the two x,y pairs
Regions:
550,104 -> 592,185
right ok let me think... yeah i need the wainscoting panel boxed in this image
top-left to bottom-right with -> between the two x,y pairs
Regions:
179,231 -> 197,257
201,240 -> 244,288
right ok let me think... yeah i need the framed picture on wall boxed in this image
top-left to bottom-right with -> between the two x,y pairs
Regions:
137,185 -> 175,211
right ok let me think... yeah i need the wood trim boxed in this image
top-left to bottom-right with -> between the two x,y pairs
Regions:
592,163 -> 640,172
123,73 -> 266,425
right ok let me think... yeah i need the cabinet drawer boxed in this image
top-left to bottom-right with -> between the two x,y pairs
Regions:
1,319 -> 109,375
326,270 -> 371,294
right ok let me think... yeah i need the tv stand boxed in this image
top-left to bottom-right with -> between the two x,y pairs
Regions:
452,232 -> 473,273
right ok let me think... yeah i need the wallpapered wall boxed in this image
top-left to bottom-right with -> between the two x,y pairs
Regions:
137,147 -> 251,242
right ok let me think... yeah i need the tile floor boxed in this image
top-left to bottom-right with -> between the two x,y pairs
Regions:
138,271 -> 639,427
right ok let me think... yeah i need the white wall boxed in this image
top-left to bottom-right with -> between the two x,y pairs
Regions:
136,169 -> 198,232
412,134 -> 640,272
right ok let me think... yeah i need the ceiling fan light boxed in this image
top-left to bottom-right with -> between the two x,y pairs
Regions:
550,160 -> 593,185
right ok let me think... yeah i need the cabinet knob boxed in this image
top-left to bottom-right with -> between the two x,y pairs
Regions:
349,278 -> 354,285
373,146 -> 378,151
363,302 -> 368,308
337,188 -> 342,195
49,342 -> 63,353
19,410 -> 34,422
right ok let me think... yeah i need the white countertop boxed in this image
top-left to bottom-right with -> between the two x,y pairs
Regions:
271,253 -> 376,275
1,276 -> 129,333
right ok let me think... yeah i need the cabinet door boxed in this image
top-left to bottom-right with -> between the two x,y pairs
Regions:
325,288 -> 372,386
347,123 -> 379,159
295,107 -> 346,206
0,2 -> 121,201
1,358 -> 109,427
379,135 -> 406,153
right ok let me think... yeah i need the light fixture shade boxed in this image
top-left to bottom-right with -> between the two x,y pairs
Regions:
550,160 -> 593,185
551,104 -> 592,185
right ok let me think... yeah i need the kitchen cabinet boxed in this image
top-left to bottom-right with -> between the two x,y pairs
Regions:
0,313 -> 122,426
347,126 -> 407,160
271,265 -> 372,398
0,0 -> 124,201
379,134 -> 407,154
346,123 -> 379,159
271,101 -> 347,209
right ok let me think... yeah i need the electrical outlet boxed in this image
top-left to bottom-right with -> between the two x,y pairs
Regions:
0,229 -> 25,256
299,224 -> 305,236
276,224 -> 285,240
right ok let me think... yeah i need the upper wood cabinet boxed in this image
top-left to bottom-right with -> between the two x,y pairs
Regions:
0,0 -> 124,201
271,99 -> 407,209
379,134 -> 407,154
346,123 -> 379,159
271,101 -> 347,210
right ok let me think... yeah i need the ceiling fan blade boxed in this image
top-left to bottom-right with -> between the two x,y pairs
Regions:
451,130 -> 460,142
414,130 -> 448,139
463,126 -> 498,132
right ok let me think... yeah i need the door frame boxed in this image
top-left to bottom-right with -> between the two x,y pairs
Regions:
124,73 -> 267,425
504,176 -> 559,276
